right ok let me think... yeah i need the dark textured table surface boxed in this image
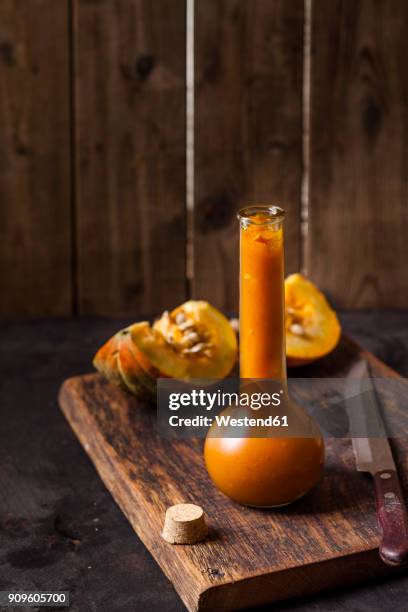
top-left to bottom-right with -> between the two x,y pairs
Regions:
1,312 -> 408,612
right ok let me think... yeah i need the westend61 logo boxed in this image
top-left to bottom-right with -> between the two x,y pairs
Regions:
168,389 -> 284,411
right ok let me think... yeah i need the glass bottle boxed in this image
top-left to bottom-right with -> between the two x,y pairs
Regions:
204,205 -> 324,507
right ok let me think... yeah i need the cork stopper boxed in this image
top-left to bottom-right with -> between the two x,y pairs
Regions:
162,503 -> 208,544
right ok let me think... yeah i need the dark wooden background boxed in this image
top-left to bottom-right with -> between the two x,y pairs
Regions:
1,0 -> 407,318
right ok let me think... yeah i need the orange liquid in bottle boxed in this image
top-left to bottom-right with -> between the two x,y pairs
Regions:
204,206 -> 324,507
240,212 -> 286,379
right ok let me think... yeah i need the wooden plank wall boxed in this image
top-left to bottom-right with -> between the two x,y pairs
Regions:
193,0 -> 304,311
0,0 -> 72,317
308,0 -> 408,308
74,0 -> 187,315
1,0 -> 407,317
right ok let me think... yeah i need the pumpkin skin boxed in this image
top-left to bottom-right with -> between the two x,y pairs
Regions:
116,328 -> 156,396
93,301 -> 238,397
285,274 -> 341,367
93,332 -> 127,390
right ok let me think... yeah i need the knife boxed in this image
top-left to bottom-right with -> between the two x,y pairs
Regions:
346,360 -> 408,566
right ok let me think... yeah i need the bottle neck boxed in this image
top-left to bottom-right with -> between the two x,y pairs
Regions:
239,218 -> 286,380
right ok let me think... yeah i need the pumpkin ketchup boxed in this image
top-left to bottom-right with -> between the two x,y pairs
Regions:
239,207 -> 286,379
204,205 -> 324,508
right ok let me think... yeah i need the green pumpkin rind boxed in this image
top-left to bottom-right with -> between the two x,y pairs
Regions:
93,332 -> 127,390
116,328 -> 156,399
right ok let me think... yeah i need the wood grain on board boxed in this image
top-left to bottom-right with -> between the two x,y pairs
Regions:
194,0 -> 304,311
307,0 -> 408,308
59,335 -> 408,611
0,0 -> 71,317
73,0 -> 187,316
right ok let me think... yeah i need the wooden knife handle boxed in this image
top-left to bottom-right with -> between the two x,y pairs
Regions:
374,469 -> 408,566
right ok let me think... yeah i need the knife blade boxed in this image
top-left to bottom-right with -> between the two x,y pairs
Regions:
345,360 -> 408,566
346,360 -> 395,473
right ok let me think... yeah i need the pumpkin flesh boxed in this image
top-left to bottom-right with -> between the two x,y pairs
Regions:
285,274 -> 341,367
133,300 -> 238,380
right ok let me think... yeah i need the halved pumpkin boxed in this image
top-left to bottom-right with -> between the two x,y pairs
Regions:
285,274 -> 341,367
131,300 -> 238,380
93,301 -> 238,397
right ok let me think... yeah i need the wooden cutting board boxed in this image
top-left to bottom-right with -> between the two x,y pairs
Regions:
59,335 -> 408,611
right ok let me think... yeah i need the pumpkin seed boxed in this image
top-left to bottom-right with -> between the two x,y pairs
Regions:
175,312 -> 186,325
229,318 -> 239,333
178,320 -> 195,331
187,342 -> 205,353
290,323 -> 305,336
181,332 -> 200,346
